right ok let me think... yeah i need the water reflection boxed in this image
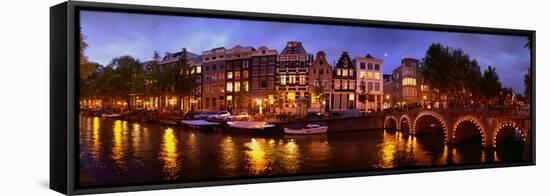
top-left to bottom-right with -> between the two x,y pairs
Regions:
160,127 -> 180,180
245,138 -> 270,175
92,117 -> 101,161
281,139 -> 301,173
219,136 -> 238,175
79,116 -> 527,187
112,120 -> 125,171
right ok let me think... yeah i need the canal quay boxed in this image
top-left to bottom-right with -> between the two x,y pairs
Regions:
79,109 -> 529,187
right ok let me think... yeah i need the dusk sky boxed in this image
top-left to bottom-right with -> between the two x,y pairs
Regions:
81,10 -> 530,93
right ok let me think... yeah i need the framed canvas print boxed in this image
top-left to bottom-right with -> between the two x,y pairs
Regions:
50,1 -> 535,195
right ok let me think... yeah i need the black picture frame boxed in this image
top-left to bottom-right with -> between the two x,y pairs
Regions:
50,1 -> 536,195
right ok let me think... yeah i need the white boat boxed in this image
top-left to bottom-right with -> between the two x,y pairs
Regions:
181,120 -> 220,126
227,121 -> 275,130
284,124 -> 328,135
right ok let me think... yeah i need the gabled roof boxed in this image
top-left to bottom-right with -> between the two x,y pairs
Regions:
280,41 -> 307,55
335,51 -> 354,68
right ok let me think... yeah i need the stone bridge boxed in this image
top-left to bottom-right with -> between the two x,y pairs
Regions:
384,109 -> 531,149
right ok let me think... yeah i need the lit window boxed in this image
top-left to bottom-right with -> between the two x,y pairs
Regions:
226,82 -> 233,92
289,75 -> 296,84
402,77 -> 417,86
227,72 -> 233,79
235,71 -> 241,80
360,72 -> 367,79
337,69 -> 341,76
280,75 -> 287,85
226,95 -> 232,101
235,81 -> 241,92
367,72 -> 374,79
342,69 -> 348,77
243,81 -> 249,92
299,75 -> 306,85
374,72 -> 380,80
243,70 -> 249,79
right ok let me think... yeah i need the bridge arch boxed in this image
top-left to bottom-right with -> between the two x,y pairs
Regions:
451,116 -> 487,146
399,114 -> 412,134
413,110 -> 449,143
384,116 -> 398,130
493,122 -> 527,148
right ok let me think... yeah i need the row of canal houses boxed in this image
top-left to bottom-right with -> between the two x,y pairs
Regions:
133,41 -> 387,115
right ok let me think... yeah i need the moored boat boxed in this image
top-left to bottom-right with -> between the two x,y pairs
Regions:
284,124 -> 328,135
226,121 -> 275,130
181,119 -> 220,126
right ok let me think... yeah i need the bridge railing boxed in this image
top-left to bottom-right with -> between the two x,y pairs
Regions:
384,106 -> 529,118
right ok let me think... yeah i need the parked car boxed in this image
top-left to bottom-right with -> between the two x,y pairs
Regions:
224,112 -> 251,121
193,112 -> 215,119
207,111 -> 231,120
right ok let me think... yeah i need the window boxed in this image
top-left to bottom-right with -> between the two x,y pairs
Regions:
375,64 -> 380,71
227,62 -> 233,70
235,71 -> 241,80
368,82 -> 374,91
243,81 -> 249,92
212,98 -> 216,107
374,72 -> 380,80
205,65 -> 210,71
235,81 -> 240,92
374,82 -> 380,91
268,78 -> 275,89
367,63 -> 373,70
402,77 -> 417,86
260,57 -> 267,64
367,71 -> 374,79
343,80 -> 348,89
319,69 -> 324,75
421,84 -> 429,91
268,57 -> 275,64
360,72 -> 366,79
260,79 -> 268,88
196,66 -> 201,73
227,72 -> 233,79
252,78 -> 259,89
268,66 -> 275,75
226,82 -> 233,92
243,70 -> 249,79
342,69 -> 348,76
289,75 -> 296,84
260,66 -> 266,76
349,70 -> 354,77
299,75 -> 306,85
253,58 -> 259,65
280,75 -> 287,85
212,64 -> 217,70
360,62 -> 366,69
243,61 -> 249,68
252,67 -> 259,76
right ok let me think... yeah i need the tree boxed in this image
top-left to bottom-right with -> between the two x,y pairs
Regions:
358,80 -> 367,111
420,43 -> 482,107
173,48 -> 194,113
480,66 -> 502,99
108,55 -> 145,110
524,67 -> 531,104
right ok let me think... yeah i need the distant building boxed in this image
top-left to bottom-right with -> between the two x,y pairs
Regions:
202,47 -> 226,111
355,54 -> 383,111
308,51 -> 333,113
276,41 -> 313,114
224,45 -> 255,112
383,58 -> 438,109
250,46 -> 278,114
331,51 -> 356,112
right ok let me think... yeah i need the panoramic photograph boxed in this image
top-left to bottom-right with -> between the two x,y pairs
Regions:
78,10 -> 532,187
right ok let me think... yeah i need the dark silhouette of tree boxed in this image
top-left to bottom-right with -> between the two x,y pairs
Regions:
524,67 -> 531,104
420,43 -> 482,107
480,66 -> 502,98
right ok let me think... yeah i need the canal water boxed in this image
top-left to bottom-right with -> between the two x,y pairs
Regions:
79,116 -> 526,187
